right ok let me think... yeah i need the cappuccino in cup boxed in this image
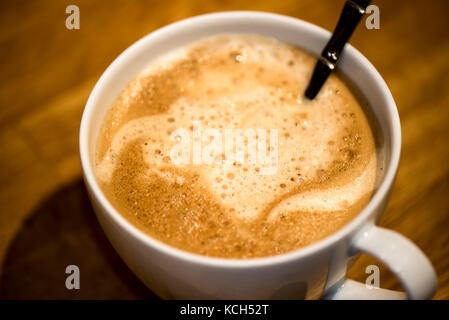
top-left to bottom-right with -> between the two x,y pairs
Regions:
95,34 -> 381,259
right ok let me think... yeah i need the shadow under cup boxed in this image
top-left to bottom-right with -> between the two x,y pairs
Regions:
80,12 -> 400,299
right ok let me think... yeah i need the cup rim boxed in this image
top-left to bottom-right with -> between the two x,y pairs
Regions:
79,11 -> 401,268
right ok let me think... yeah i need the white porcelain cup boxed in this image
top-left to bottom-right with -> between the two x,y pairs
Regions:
79,11 -> 437,299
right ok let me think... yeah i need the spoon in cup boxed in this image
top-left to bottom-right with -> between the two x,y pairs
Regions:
304,0 -> 371,100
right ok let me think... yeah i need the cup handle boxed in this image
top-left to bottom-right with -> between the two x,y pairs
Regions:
324,224 -> 437,300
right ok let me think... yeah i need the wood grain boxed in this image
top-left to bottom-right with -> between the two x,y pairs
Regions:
0,0 -> 448,299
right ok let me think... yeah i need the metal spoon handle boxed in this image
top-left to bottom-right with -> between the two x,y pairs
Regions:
304,0 -> 371,100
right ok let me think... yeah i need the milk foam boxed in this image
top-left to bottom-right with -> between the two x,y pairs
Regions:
95,34 -> 378,258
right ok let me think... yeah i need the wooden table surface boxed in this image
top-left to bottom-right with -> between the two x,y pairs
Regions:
0,0 -> 448,299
